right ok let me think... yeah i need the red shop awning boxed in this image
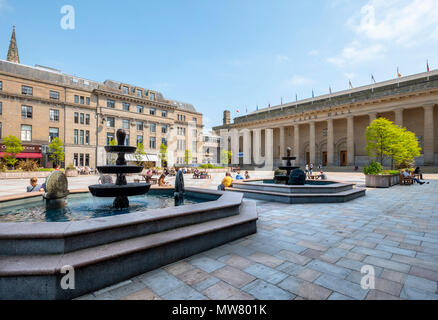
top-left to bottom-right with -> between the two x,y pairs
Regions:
0,152 -> 43,159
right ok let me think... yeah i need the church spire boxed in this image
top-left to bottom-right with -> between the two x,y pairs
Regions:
7,26 -> 20,64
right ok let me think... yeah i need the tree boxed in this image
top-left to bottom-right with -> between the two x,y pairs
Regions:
366,118 -> 421,168
184,149 -> 192,165
158,143 -> 168,167
220,150 -> 232,165
108,139 -> 118,165
48,138 -> 65,167
2,135 -> 24,169
134,142 -> 146,165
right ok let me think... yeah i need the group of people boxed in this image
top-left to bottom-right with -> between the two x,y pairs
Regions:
26,177 -> 46,193
305,163 -> 327,180
217,171 -> 250,191
403,167 -> 429,185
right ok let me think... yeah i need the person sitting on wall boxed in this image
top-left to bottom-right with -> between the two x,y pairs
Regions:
218,172 -> 233,191
26,177 -> 45,193
319,171 -> 327,180
235,171 -> 244,180
245,171 -> 251,180
158,173 -> 169,187
403,169 -> 425,185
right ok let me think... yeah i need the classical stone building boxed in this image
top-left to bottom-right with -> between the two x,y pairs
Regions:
213,71 -> 438,168
0,28 -> 203,168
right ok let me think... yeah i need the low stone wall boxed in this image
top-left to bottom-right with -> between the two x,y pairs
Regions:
365,174 -> 400,188
0,171 -> 52,180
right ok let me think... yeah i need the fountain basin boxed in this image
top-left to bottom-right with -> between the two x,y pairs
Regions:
89,183 -> 150,197
96,166 -> 144,174
104,146 -> 137,153
0,188 -> 257,300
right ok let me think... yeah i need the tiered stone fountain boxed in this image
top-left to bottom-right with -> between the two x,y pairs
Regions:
89,129 -> 151,209
274,147 -> 305,185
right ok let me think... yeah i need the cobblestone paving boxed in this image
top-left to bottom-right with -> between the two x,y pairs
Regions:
76,179 -> 438,300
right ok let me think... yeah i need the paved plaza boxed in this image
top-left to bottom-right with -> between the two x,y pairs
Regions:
44,172 -> 438,301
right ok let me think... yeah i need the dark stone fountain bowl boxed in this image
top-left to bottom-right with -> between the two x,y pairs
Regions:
89,183 -> 151,198
97,165 -> 143,174
105,146 -> 137,154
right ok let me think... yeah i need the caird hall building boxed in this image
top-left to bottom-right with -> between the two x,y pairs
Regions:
214,71 -> 438,168
0,27 -> 204,168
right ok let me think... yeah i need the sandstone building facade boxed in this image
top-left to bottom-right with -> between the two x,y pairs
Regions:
0,29 -> 203,168
214,71 -> 438,168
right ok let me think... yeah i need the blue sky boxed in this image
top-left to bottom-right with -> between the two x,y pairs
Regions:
0,0 -> 437,130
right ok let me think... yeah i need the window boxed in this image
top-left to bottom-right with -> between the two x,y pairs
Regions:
80,130 -> 84,145
85,154 -> 90,167
50,109 -> 59,122
107,133 -> 115,145
150,108 -> 156,116
123,86 -> 129,94
150,93 -> 156,101
150,123 -> 156,133
162,110 -> 167,117
177,139 -> 186,151
22,85 -> 33,96
0,81 -> 2,90
80,154 -> 84,166
137,89 -> 142,98
74,95 -> 79,103
322,129 -> 328,137
80,96 -> 85,104
149,137 -> 156,149
50,90 -> 60,100
107,117 -> 115,127
161,138 -> 167,146
0,102 -> 2,115
193,117 -> 197,123
137,121 -> 143,130
107,99 -> 115,108
74,112 -> 79,124
86,97 -> 90,105
21,106 -> 33,119
192,141 -> 197,152
122,119 -> 130,129
137,105 -> 143,113
74,154 -> 78,166
0,122 -> 2,139
80,113 -> 84,124
74,130 -> 79,144
86,114 -> 90,125
49,128 -> 59,142
137,135 -> 143,145
123,103 -> 130,111
21,125 -> 32,141
125,134 -> 130,146
193,129 -> 197,137
85,130 -> 90,145
161,125 -> 167,134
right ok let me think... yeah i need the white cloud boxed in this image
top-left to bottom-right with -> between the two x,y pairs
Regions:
328,41 -> 386,67
287,75 -> 314,86
348,0 -> 438,46
275,54 -> 290,63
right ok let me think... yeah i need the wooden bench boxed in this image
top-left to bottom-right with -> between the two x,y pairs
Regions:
400,174 -> 414,185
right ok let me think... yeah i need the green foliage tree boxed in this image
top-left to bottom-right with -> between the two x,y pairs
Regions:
159,143 -> 168,166
366,118 -> 421,168
134,142 -> 146,165
108,139 -> 118,165
184,149 -> 192,165
2,135 -> 24,169
48,138 -> 65,167
220,150 -> 232,165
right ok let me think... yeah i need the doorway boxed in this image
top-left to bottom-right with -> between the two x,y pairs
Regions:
322,152 -> 327,167
340,151 -> 347,166
306,152 -> 310,165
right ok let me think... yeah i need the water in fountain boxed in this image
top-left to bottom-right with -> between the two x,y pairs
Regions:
88,129 -> 151,209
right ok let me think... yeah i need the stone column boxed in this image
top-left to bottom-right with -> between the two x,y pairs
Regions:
347,116 -> 355,165
369,113 -> 377,123
243,129 -> 251,165
424,105 -> 435,165
309,122 -> 316,164
230,129 -> 239,165
219,129 -> 229,165
279,126 -> 286,159
294,125 -> 300,164
265,128 -> 274,168
327,119 -> 334,166
253,128 -> 262,165
395,109 -> 404,127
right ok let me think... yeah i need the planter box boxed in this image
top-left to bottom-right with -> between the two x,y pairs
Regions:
365,174 -> 400,188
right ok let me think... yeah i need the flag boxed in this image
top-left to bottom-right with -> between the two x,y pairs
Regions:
397,67 -> 402,78
246,107 -> 248,113
268,104 -> 271,108
295,93 -> 298,102
236,109 -> 240,114
256,105 -> 259,111
427,60 -> 430,73
281,97 -> 283,105
349,80 -> 354,89
329,86 -> 332,95
312,90 -> 314,99
371,74 -> 376,84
